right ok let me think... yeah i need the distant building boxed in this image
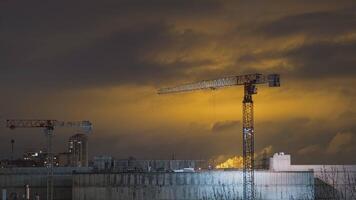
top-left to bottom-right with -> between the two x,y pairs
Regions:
92,156 -> 207,172
93,156 -> 114,171
57,152 -> 72,167
68,134 -> 88,167
23,150 -> 47,167
0,159 -> 38,168
0,150 -> 61,168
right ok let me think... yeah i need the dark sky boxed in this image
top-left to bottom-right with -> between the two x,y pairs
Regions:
1,0 -> 355,164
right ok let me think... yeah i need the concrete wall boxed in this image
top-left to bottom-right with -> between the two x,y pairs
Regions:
0,174 -> 72,200
73,171 -> 314,200
0,167 -> 92,200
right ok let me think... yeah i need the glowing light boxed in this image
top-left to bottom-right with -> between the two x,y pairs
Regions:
215,156 -> 243,169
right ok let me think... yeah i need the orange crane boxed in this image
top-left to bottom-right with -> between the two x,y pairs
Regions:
4,119 -> 92,200
158,73 -> 280,200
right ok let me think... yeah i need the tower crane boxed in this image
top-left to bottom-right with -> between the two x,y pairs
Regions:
3,119 -> 92,200
158,73 -> 280,200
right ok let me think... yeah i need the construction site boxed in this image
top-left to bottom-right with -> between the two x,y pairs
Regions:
0,74 -> 355,200
3,0 -> 356,199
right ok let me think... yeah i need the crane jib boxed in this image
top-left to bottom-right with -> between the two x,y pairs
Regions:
5,119 -> 93,132
157,73 -> 280,94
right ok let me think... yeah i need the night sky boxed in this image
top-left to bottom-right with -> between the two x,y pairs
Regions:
1,0 -> 355,164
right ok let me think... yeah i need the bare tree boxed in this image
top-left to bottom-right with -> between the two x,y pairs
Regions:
315,166 -> 356,200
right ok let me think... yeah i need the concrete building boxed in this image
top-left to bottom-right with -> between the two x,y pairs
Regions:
270,152 -> 356,199
23,150 -> 47,167
68,134 -> 88,167
113,159 -> 204,172
57,152 -> 72,167
0,150 -> 48,168
93,155 -> 114,171
92,156 -> 207,172
73,171 -> 314,200
0,168 -> 314,200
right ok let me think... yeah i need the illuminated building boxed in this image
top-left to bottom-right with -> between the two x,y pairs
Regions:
68,134 -> 88,167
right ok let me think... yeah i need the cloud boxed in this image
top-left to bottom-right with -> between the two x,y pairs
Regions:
235,39 -> 356,80
0,0 -> 224,90
326,132 -> 353,154
258,10 -> 356,38
260,145 -> 273,155
298,144 -> 322,155
338,111 -> 356,121
0,0 -> 355,96
0,21 -> 210,89
231,8 -> 356,81
0,0 -> 356,164
211,120 -> 240,133
284,41 -> 356,78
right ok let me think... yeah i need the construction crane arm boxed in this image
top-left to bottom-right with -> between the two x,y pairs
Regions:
5,119 -> 92,133
53,120 -> 92,132
158,73 -> 280,94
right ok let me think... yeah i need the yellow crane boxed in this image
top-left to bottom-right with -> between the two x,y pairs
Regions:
158,73 -> 280,200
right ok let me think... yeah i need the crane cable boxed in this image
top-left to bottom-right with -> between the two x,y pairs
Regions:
211,89 -> 217,127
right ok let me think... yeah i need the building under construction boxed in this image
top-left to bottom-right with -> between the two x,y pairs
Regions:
68,134 -> 89,167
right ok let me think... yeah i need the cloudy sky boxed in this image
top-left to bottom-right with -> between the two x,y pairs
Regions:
1,0 -> 355,164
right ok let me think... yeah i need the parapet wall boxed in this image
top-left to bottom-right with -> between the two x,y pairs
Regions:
73,171 -> 314,200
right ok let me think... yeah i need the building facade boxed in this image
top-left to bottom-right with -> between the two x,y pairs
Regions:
92,156 -> 207,172
68,134 -> 88,167
73,171 -> 314,200
270,152 -> 356,199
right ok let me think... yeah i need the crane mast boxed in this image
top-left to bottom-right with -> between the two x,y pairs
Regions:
3,119 -> 92,200
243,83 -> 256,200
158,73 -> 280,200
